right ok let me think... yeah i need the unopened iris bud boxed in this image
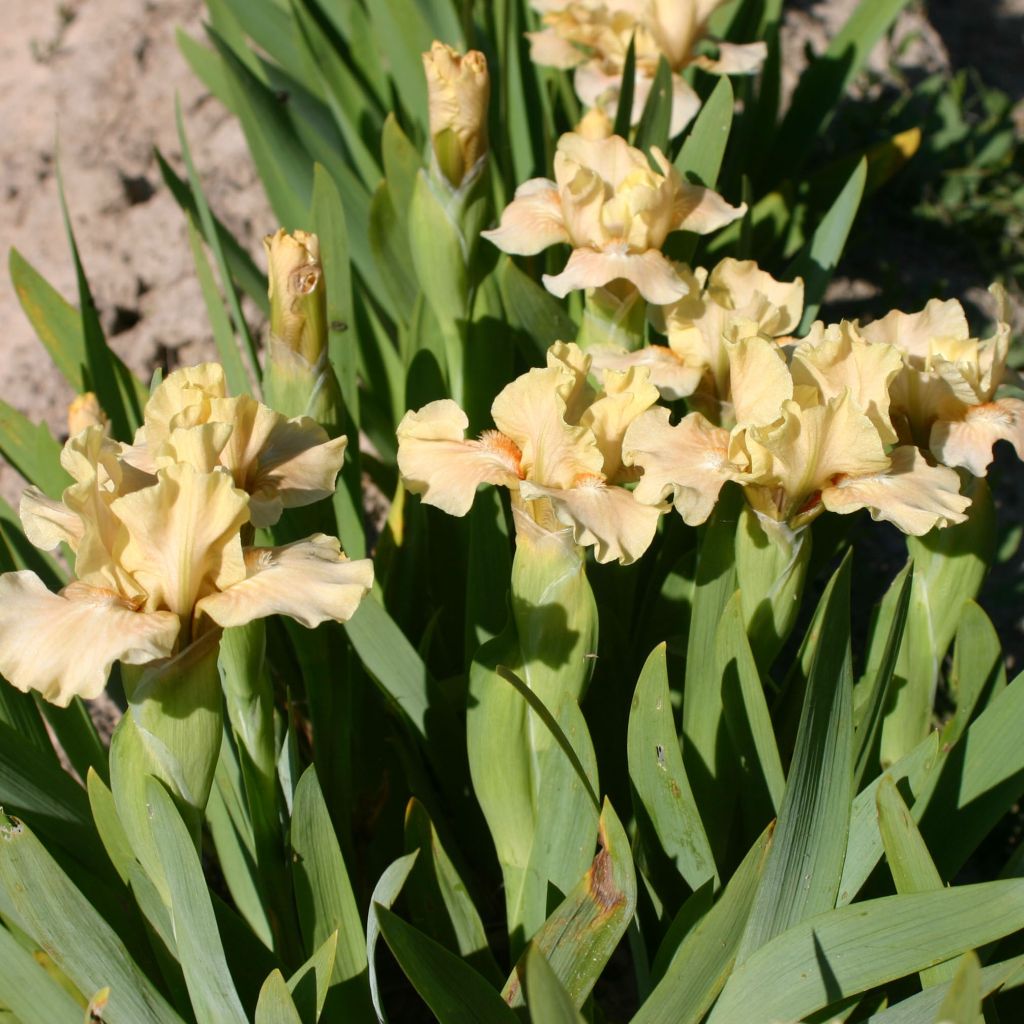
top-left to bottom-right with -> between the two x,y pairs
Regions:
264,228 -> 326,366
422,41 -> 490,189
262,228 -> 344,428
67,391 -> 107,437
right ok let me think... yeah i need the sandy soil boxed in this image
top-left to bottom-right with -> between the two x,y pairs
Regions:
0,0 -> 272,504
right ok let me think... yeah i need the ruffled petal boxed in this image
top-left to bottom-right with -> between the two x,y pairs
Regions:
930,398 -> 1024,476
588,344 -> 705,401
727,335 -> 793,427
672,179 -> 746,235
397,400 -> 523,516
19,487 -> 83,551
623,408 -> 739,525
0,573 -> 179,706
692,41 -> 767,75
481,178 -> 569,255
706,258 -> 804,335
582,366 -> 660,479
668,72 -> 702,137
154,423 -> 234,474
196,535 -> 374,630
556,131 -> 650,189
822,446 -> 971,535
142,363 -> 227,449
112,463 -> 249,618
491,365 -> 604,489
792,322 -> 902,444
519,479 -> 664,564
527,28 -> 586,69
543,247 -> 690,304
861,298 -> 969,363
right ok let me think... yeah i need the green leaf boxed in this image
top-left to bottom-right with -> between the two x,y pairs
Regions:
173,99 -> 260,383
255,971 -> 304,1024
0,922 -> 85,1024
498,257 -> 578,364
918,669 -> 1024,880
947,600 -> 1005,745
932,952 -> 982,1023
523,945 -> 586,1024
155,148 -> 269,314
634,824 -> 774,1024
0,398 -> 68,499
634,56 -> 673,153
627,642 -> 717,892
55,163 -> 142,439
366,852 -> 419,1024
613,33 -> 637,139
147,777 -> 248,1024
0,810 -> 183,1024
736,554 -> 854,962
839,732 -> 941,906
376,906 -> 518,1023
208,29 -> 314,230
877,777 -> 952,987
853,561 -> 913,788
715,593 -> 786,818
403,799 -> 501,984
363,0 -> 434,131
185,214 -> 251,396
768,0 -> 914,180
215,0 -> 312,92
503,801 -> 636,1010
788,158 -> 867,333
708,882 -> 1024,1024
682,486 -> 740,859
675,75 -> 734,187
290,767 -> 368,990
287,932 -> 338,1023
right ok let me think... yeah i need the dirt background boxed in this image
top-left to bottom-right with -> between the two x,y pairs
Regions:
0,0 -> 1021,488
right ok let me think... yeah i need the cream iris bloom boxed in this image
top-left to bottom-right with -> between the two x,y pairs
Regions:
860,290 -> 1023,476
482,133 -> 744,304
623,331 -> 971,535
0,365 -> 373,707
397,342 -> 665,563
591,259 -> 804,416
528,0 -> 766,137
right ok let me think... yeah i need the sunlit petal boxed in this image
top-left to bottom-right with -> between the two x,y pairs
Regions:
112,463 -> 249,618
672,179 -> 746,235
527,28 -> 586,69
727,336 -> 793,427
582,366 -> 660,479
519,478 -> 664,564
861,298 -> 969,363
823,446 -> 970,535
397,400 -> 523,516
19,487 -> 83,552
543,247 -> 690,304
930,398 -> 1024,476
0,573 -> 178,706
196,535 -> 374,630
692,40 -> 767,75
481,179 -> 569,255
623,407 -> 739,525
588,344 -> 705,401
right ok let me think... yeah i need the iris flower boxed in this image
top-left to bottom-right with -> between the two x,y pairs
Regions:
482,132 -> 743,304
528,0 -> 766,137
397,341 -> 665,563
0,365 -> 373,706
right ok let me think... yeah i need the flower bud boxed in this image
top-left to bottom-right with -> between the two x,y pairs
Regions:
263,228 -> 327,366
576,106 -> 613,140
422,41 -> 490,189
67,392 -> 107,437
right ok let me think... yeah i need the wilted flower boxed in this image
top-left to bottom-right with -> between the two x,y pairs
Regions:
592,259 -> 804,415
0,365 -> 373,706
264,229 -> 325,365
397,341 -> 665,563
528,0 -> 766,136
482,132 -> 744,304
624,332 -> 971,535
422,40 -> 490,189
860,289 -> 1023,476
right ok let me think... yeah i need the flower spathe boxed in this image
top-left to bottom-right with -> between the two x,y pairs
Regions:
482,133 -> 744,304
0,364 -> 373,707
397,341 -> 665,564
527,0 -> 766,137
